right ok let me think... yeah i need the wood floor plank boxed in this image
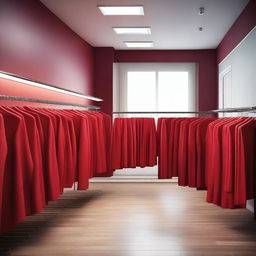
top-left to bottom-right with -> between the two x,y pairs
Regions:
0,182 -> 256,256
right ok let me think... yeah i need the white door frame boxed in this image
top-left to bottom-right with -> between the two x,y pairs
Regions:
219,65 -> 232,110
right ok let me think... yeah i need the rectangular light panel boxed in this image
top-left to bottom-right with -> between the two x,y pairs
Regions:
113,27 -> 151,35
98,6 -> 144,15
124,41 -> 154,48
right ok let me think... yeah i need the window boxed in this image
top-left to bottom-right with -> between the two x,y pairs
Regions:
115,63 -> 197,114
158,71 -> 189,111
127,71 -> 156,111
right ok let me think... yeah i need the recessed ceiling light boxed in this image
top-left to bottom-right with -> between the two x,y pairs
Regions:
113,27 -> 151,35
124,41 -> 154,48
198,7 -> 205,15
98,6 -> 144,15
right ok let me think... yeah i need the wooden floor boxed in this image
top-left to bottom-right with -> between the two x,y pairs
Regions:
1,183 -> 256,256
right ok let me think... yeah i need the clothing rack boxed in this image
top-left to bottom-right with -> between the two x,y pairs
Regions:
113,111 -> 213,114
0,94 -> 101,110
212,106 -> 256,113
113,107 -> 256,218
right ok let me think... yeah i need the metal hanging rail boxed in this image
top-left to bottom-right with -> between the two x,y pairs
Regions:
112,111 -> 214,114
0,94 -> 101,110
212,106 -> 256,113
113,106 -> 256,114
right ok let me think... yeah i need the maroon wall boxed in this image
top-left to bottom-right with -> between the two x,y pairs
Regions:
217,0 -> 256,63
115,50 -> 218,111
94,47 -> 115,116
94,49 -> 217,113
0,0 -> 95,99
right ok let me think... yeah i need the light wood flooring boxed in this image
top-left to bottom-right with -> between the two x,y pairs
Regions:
1,182 -> 256,256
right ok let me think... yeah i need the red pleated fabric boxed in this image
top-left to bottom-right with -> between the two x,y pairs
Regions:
100,112 -> 114,175
51,109 -> 76,188
111,117 -> 157,170
0,107 -> 34,234
158,117 -> 215,185
12,107 -> 46,213
0,113 -> 8,234
206,118 -> 230,206
0,107 -> 112,234
195,118 -> 216,189
187,119 -> 202,187
171,118 -> 184,177
111,118 -> 123,169
178,118 -> 197,186
205,117 -> 256,209
234,118 -> 256,207
42,109 -> 66,194
24,107 -> 60,201
158,118 -> 168,178
66,110 -> 91,190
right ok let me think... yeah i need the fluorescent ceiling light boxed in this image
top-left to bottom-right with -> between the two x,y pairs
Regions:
124,41 -> 154,48
98,6 -> 144,15
113,27 -> 151,35
0,72 -> 103,102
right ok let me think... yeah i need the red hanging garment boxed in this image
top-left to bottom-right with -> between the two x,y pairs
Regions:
12,107 -> 46,214
207,118 -> 231,205
0,113 -> 8,234
166,118 -> 176,178
24,107 -> 60,201
111,118 -> 123,169
111,117 -> 157,170
135,118 -> 144,167
195,118 -> 216,189
157,117 -> 166,156
187,119 -> 203,187
137,118 -> 157,167
220,118 -> 247,208
127,118 -> 137,168
171,118 -> 184,177
98,112 -> 114,175
87,112 -> 107,174
158,118 -> 168,178
178,118 -> 197,186
66,110 -> 91,190
42,109 -> 66,193
51,109 -> 76,188
0,107 -> 34,234
158,118 -> 176,179
234,118 -> 256,208
145,118 -> 157,167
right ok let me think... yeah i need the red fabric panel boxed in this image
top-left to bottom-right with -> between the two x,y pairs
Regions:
111,117 -> 157,170
0,114 -> 8,234
0,107 -> 33,233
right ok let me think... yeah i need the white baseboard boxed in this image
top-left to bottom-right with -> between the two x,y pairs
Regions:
247,200 -> 254,213
90,176 -> 178,183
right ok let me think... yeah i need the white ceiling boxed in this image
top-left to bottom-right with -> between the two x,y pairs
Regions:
40,0 -> 249,50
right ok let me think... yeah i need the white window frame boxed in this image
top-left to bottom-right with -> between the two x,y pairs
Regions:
115,62 -> 198,113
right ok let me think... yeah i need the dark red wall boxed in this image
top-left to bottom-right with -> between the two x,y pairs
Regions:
115,50 -> 218,111
0,0 -> 95,101
94,47 -> 115,116
217,0 -> 256,63
94,49 -> 217,113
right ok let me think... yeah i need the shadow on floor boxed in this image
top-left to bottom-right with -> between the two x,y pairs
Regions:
0,189 -> 106,255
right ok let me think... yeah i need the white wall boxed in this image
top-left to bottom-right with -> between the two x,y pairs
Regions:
218,26 -> 256,212
219,27 -> 256,108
